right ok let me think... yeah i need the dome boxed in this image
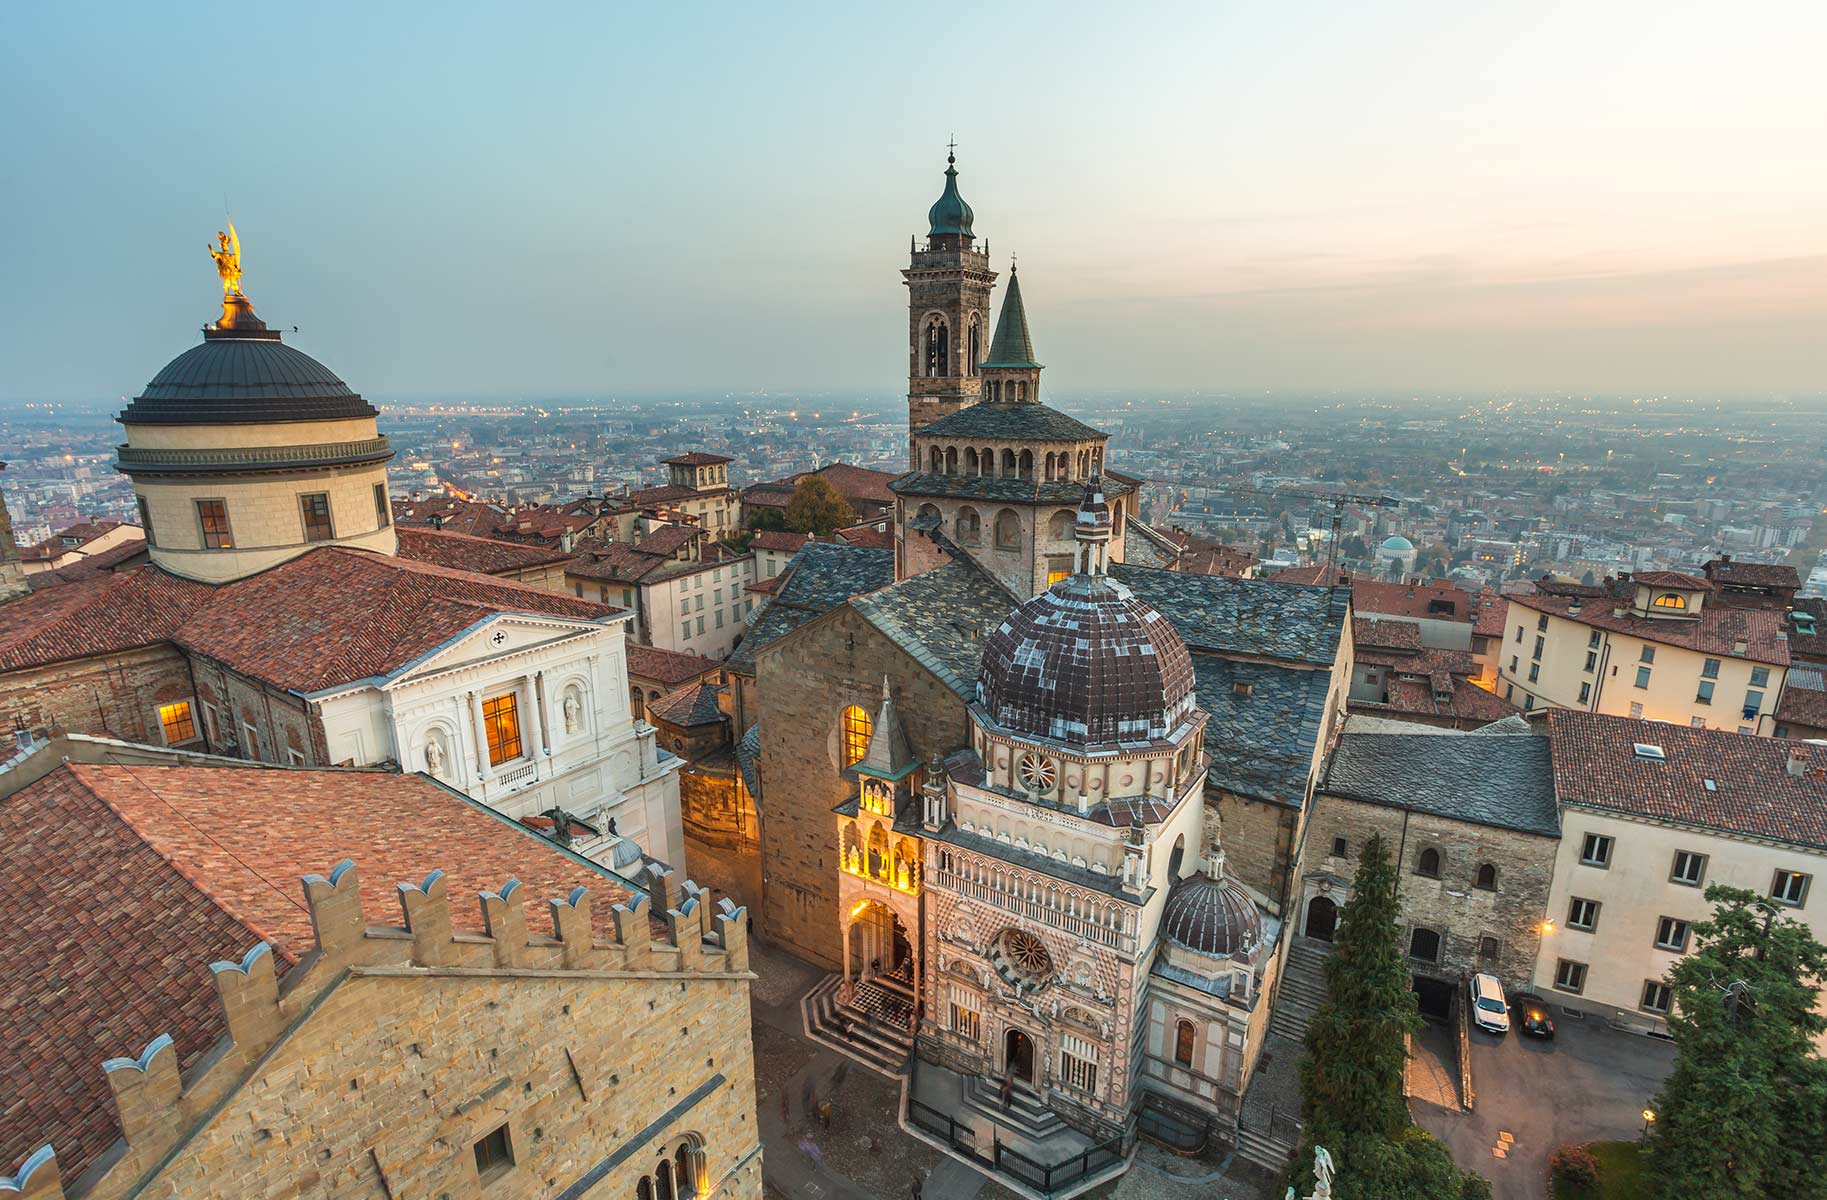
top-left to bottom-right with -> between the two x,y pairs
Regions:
1380,535 -> 1414,552
1161,872 -> 1262,958
977,573 -> 1198,747
927,154 -> 976,238
120,318 -> 378,426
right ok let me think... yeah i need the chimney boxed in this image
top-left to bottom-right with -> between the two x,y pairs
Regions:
1787,746 -> 1808,778
13,721 -> 33,754
430,513 -> 444,530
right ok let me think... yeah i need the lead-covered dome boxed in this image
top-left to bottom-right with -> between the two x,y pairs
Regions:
1161,872 -> 1262,958
927,153 -> 976,238
977,573 -> 1197,746
120,297 -> 377,426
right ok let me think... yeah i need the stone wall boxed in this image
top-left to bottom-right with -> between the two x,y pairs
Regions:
189,655 -> 322,766
1210,788 -> 1300,916
1300,791 -> 1557,992
0,644 -> 198,747
755,606 -> 967,969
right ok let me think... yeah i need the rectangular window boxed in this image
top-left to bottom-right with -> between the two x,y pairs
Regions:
241,722 -> 260,760
299,492 -> 335,542
158,700 -> 197,744
694,594 -> 704,612
1588,629 -> 1601,649
1640,981 -> 1672,1014
1772,870 -> 1812,907
1509,655 -> 1519,672
1060,1033 -> 1098,1094
1505,683 -> 1514,700
1640,645 -> 1656,664
1702,657 -> 1721,679
1584,650 -> 1597,671
949,985 -> 981,1042
681,622 -> 691,641
1516,625 -> 1524,643
1630,702 -> 1644,718
482,693 -> 523,766
1524,694 -> 1535,711
1696,681 -> 1714,704
1580,833 -> 1613,868
1635,666 -> 1652,689
373,483 -> 390,527
473,1123 -> 514,1180
196,499 -> 233,549
1654,916 -> 1690,952
1567,897 -> 1600,931
1528,663 -> 1540,683
1554,959 -> 1587,994
286,747 -> 306,766
1670,850 -> 1707,887
679,578 -> 689,594
1744,689 -> 1764,717
1537,614 -> 1549,632
1331,836 -> 1348,858
715,609 -> 725,628
1751,666 -> 1770,687
1533,636 -> 1545,660
1578,682 -> 1591,704
137,495 -> 156,544
696,616 -> 705,635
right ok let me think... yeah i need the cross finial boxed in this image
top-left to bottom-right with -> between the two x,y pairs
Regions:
1010,252 -> 1018,273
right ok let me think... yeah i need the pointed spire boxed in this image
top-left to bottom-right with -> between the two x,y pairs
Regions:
1073,474 -> 1113,578
981,265 -> 1041,371
854,677 -> 916,780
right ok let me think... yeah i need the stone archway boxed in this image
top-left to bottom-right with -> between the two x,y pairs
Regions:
1005,1027 -> 1036,1084
844,900 -> 912,983
1305,895 -> 1339,942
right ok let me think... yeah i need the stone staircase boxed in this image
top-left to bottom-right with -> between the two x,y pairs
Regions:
1269,939 -> 1331,1043
801,974 -> 914,1078
961,1074 -> 1067,1140
1236,1122 -> 1299,1173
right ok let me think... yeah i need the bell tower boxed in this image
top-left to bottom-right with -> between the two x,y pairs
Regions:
903,148 -> 997,467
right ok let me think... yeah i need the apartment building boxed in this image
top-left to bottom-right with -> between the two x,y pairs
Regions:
1499,571 -> 1790,735
1537,711 -> 1827,1042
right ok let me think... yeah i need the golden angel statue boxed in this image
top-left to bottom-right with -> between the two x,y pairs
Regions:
209,223 -> 243,297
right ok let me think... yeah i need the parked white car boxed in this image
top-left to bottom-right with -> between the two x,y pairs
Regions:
1469,972 -> 1511,1034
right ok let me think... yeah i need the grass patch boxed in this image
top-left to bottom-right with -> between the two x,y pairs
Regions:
1551,1141 -> 1649,1200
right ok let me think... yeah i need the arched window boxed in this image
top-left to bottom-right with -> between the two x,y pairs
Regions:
945,446 -> 958,474
1168,834 -> 1185,879
1018,449 -> 1034,480
1174,1019 -> 1196,1067
1001,449 -> 1017,476
986,380 -> 999,403
841,822 -> 862,872
638,1179 -> 653,1200
867,824 -> 889,879
969,320 -> 982,376
1048,510 -> 1074,541
1653,592 -> 1687,610
956,507 -> 981,544
656,1158 -> 674,1200
925,320 -> 949,376
994,509 -> 1021,549
631,686 -> 644,721
965,447 -> 980,476
1409,927 -> 1442,962
675,1144 -> 699,1199
1417,847 -> 1442,879
929,447 -> 943,472
841,704 -> 873,768
1475,862 -> 1498,891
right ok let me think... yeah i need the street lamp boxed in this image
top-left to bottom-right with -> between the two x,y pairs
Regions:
1642,1108 -> 1657,1136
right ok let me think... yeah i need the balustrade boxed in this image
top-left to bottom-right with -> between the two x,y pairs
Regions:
932,866 -> 1123,948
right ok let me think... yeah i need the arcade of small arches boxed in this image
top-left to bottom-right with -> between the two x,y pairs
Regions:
840,819 -> 921,893
930,846 -> 1135,948
632,1135 -> 706,1200
919,441 -> 1104,482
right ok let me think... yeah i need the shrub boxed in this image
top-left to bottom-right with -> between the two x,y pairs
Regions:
1551,1144 -> 1600,1189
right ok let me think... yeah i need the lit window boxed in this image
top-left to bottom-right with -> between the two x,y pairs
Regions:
1048,570 -> 1071,586
482,693 -> 523,765
300,493 -> 335,542
1772,870 -> 1812,907
1652,593 -> 1686,610
841,704 -> 873,768
1173,1020 -> 1196,1067
196,499 -> 233,549
159,701 -> 197,744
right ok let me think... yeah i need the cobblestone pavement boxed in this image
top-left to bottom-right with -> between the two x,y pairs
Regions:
1101,1141 -> 1281,1200
1407,1021 -> 1461,1112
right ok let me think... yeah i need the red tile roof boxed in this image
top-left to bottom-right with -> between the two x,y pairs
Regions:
1509,588 -> 1791,667
1471,593 -> 1509,637
0,566 -> 213,671
1354,617 -> 1424,652
664,452 -> 733,466
630,483 -> 727,506
749,530 -> 811,553
19,520 -> 135,562
1548,709 -> 1827,849
626,643 -> 724,686
834,525 -> 893,550
1348,577 -> 1475,624
1704,556 -> 1800,591
0,761 -> 631,1182
1632,569 -> 1710,589
23,538 -> 151,591
394,526 -> 571,575
742,462 -> 899,509
1371,675 -> 1521,724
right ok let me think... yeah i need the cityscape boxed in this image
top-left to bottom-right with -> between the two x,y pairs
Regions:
3,6 -> 1825,1200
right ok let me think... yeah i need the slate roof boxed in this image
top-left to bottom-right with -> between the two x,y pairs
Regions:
0,761 -> 632,1183
725,543 -> 895,675
394,527 -> 571,575
1111,565 -> 1346,666
849,558 -> 1017,698
914,402 -> 1102,443
1122,521 -> 1181,570
1191,656 -> 1333,805
119,331 -> 378,425
648,680 -> 727,728
1548,709 -> 1827,850
626,643 -> 724,687
1321,728 -> 1560,837
981,269 -> 1041,368
735,722 -> 762,802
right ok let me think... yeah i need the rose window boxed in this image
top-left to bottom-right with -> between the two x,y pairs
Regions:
1019,753 -> 1056,793
991,927 -> 1055,988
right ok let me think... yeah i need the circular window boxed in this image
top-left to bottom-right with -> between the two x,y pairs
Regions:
991,927 -> 1055,987
1019,753 -> 1056,792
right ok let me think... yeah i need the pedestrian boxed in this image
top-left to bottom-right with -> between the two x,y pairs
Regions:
1000,1074 -> 1013,1113
818,1099 -> 832,1129
911,1176 -> 924,1200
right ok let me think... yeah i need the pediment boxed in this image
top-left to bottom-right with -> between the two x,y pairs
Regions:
386,613 -> 602,688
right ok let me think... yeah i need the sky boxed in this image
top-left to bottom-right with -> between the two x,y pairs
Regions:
3,1 -> 1823,404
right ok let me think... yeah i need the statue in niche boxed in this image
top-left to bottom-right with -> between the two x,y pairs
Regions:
423,732 -> 446,777
562,691 -> 582,733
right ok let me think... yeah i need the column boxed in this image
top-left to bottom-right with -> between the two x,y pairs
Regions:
470,690 -> 494,781
525,673 -> 547,759
842,919 -> 852,982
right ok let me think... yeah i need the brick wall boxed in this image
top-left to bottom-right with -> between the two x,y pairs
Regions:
0,645 -> 197,746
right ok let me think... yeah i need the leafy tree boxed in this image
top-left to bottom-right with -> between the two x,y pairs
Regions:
746,506 -> 788,533
1647,886 -> 1827,1200
783,476 -> 854,536
1342,535 -> 1370,560
1293,834 -> 1489,1199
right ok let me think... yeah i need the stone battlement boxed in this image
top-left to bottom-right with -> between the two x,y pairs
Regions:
2,858 -> 748,1199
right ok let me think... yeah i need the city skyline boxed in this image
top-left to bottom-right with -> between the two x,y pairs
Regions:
4,1 -> 1825,404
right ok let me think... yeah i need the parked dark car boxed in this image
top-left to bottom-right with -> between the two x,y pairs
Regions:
1513,991 -> 1555,1039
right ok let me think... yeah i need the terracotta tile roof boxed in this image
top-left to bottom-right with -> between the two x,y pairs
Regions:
744,462 -> 900,509
23,538 -> 150,591
1371,675 -> 1521,724
1777,668 -> 1827,730
1633,569 -> 1710,589
1354,617 -> 1424,652
1348,577 -> 1474,624
1509,587 -> 1791,667
664,452 -> 733,466
749,531 -> 811,553
630,483 -> 727,506
1704,556 -> 1800,591
0,761 -> 631,1182
0,566 -> 213,671
634,526 -> 703,557
18,520 -> 130,562
626,644 -> 723,686
1471,593 -> 1509,637
171,549 -> 615,692
1789,599 -> 1827,663
1548,709 -> 1827,849
565,542 -> 668,584
1269,565 -> 1336,586
746,574 -> 782,595
394,526 -> 570,575
834,525 -> 892,549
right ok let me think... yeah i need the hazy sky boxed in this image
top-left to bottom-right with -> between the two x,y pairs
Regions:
3,1 -> 1823,403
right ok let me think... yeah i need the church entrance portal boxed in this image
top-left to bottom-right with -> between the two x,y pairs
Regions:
1005,1027 -> 1036,1084
845,901 -> 912,982
1305,895 -> 1338,942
